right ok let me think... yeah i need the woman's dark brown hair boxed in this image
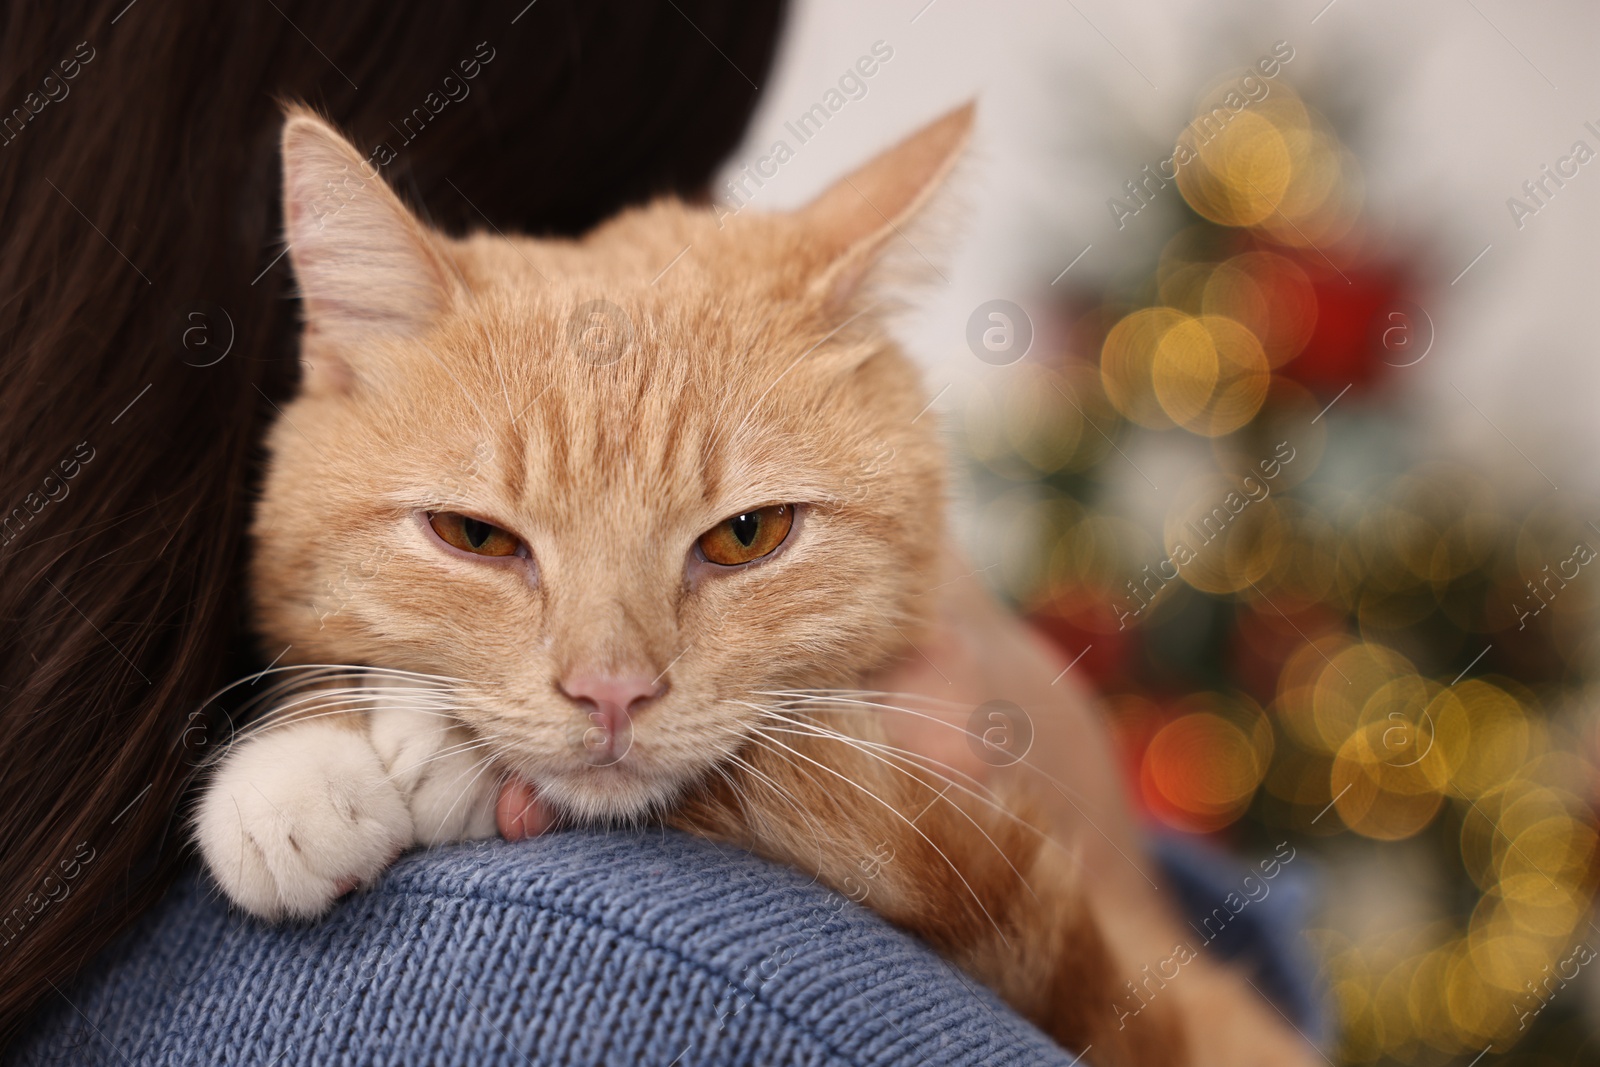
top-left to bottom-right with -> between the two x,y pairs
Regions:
0,0 -> 785,1045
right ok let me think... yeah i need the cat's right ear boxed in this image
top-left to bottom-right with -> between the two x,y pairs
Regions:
792,101 -> 974,311
280,108 -> 454,381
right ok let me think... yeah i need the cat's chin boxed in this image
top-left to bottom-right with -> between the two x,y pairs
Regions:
526,761 -> 690,826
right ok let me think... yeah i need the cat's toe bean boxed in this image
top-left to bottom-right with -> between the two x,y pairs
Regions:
195,720 -> 414,921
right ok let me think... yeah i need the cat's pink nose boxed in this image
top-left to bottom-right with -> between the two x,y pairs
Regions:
559,672 -> 666,744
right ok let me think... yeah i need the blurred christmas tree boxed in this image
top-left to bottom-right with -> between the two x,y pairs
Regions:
963,74 -> 1600,1064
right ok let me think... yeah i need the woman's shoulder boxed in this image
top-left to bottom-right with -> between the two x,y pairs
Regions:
10,831 -> 1081,1067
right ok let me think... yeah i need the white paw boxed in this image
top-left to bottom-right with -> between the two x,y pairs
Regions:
194,720 -> 413,921
370,704 -> 501,844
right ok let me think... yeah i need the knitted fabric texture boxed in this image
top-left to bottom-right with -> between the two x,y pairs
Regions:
12,831 -> 1085,1066
11,830 -> 1318,1065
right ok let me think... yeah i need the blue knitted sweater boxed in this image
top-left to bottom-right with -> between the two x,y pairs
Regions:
10,830 -> 1318,1065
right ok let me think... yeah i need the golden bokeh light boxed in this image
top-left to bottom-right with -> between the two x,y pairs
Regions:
1167,81 -> 1364,252
1330,722 -> 1445,841
1176,109 -> 1294,227
1201,251 -> 1318,366
1162,473 -> 1287,594
1153,314 -> 1272,435
1312,643 -> 1416,754
1274,634 -> 1355,753
1100,306 -> 1187,429
1436,681 -> 1538,799
965,57 -> 1600,1064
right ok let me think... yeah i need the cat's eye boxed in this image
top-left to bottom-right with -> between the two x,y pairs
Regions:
697,504 -> 794,566
428,512 -> 523,557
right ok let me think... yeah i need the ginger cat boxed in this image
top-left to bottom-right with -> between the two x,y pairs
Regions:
194,103 -> 1317,1067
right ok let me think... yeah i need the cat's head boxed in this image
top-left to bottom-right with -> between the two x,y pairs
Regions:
252,103 -> 971,820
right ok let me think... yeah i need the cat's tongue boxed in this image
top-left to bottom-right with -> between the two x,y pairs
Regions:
496,778 -> 553,842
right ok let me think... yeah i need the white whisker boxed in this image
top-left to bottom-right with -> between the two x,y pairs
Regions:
720,749 -> 832,865
759,691 -> 1097,810
433,749 -> 504,836
208,699 -> 463,762
380,735 -> 502,787
747,709 -> 1038,900
757,687 -> 976,712
198,662 -> 466,713
743,727 -> 1011,948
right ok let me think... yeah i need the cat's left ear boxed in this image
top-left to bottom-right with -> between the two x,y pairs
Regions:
280,107 -> 455,347
794,101 -> 974,309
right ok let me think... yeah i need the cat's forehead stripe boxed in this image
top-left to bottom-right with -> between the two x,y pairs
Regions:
502,359 -> 728,518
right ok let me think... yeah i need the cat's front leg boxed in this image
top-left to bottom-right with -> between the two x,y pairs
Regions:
195,705 -> 499,920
